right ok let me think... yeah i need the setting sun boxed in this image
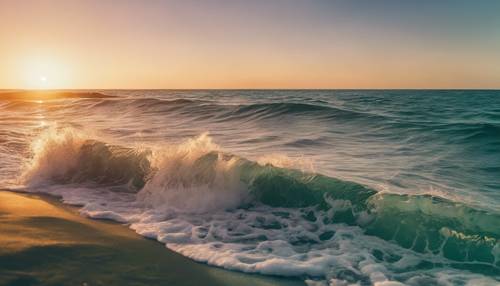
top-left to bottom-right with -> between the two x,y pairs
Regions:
12,56 -> 72,89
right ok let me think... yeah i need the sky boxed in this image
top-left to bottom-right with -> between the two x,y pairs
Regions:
0,0 -> 499,89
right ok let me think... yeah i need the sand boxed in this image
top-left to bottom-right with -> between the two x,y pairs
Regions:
0,190 -> 303,286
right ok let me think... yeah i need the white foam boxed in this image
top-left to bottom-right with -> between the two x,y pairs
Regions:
22,180 -> 499,286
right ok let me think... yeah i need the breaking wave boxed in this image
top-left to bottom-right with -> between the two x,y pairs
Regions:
19,128 -> 500,285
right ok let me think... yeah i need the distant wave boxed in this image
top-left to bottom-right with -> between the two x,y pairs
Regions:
78,97 -> 500,146
0,91 -> 115,101
87,97 -> 393,124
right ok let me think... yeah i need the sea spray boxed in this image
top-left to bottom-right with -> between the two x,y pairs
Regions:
21,127 -> 151,189
21,127 -> 86,185
138,133 -> 249,213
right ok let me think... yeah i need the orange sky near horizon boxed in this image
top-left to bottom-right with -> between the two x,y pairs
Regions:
1,0 -> 499,89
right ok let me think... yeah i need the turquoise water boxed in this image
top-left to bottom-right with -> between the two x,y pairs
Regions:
0,90 -> 499,285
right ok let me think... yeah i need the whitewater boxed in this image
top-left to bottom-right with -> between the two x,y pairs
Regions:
0,90 -> 499,285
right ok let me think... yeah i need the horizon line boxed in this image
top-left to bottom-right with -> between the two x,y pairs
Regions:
2,88 -> 500,91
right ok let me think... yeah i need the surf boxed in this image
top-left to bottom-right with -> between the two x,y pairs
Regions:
18,128 -> 500,284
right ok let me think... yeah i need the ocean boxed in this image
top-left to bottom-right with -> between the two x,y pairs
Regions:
0,90 -> 499,285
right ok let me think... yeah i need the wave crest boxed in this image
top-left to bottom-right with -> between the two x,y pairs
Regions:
22,128 -> 150,189
138,133 -> 250,213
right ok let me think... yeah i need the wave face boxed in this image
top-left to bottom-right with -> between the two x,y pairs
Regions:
1,90 -> 500,285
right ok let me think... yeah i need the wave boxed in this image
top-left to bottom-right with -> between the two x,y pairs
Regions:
80,97 -> 392,124
21,128 -> 151,189
0,91 -> 114,101
20,128 -> 500,283
441,122 -> 500,143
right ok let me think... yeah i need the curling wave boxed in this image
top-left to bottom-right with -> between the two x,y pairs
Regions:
19,129 -> 500,284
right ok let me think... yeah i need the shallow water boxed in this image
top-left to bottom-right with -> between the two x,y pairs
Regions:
0,90 -> 499,285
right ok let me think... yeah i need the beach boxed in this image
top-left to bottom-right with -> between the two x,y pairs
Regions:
0,190 -> 302,286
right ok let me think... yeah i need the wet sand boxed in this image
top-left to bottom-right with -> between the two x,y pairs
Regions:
0,190 -> 303,286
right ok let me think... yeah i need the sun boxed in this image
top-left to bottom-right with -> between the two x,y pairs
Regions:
18,56 -> 71,89
34,75 -> 49,89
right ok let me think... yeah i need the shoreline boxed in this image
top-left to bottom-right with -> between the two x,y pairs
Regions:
0,190 -> 303,286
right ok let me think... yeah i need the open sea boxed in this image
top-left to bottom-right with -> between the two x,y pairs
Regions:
0,90 -> 499,285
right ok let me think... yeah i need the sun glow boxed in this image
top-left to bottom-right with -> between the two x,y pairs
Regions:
17,57 -> 71,89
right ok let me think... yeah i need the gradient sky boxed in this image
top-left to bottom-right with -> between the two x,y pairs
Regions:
1,0 -> 499,89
